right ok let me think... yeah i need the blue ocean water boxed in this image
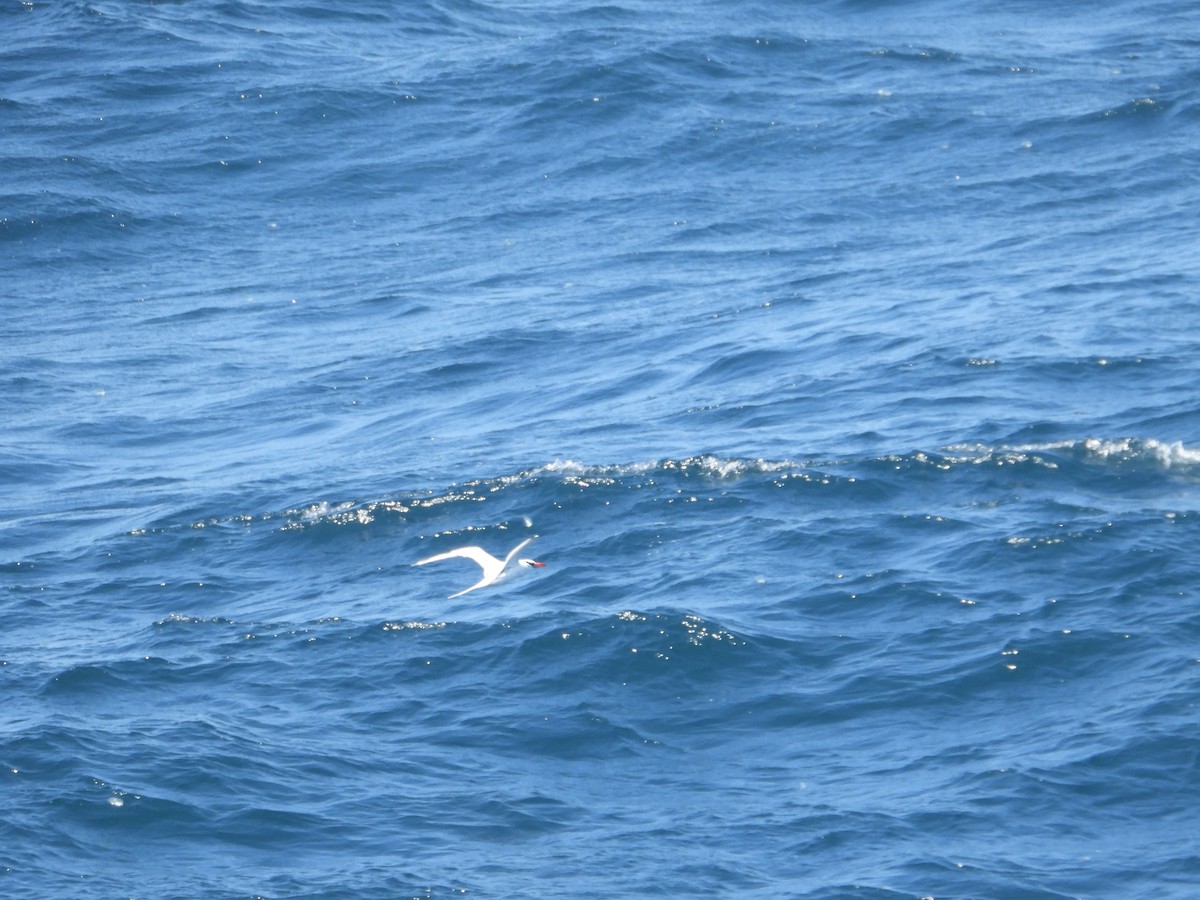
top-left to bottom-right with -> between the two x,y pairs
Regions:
4,0 -> 1200,896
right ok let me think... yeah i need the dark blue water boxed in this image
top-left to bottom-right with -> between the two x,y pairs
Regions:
5,1 -> 1200,896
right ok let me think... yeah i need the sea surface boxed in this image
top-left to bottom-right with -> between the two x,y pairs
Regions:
4,0 -> 1200,897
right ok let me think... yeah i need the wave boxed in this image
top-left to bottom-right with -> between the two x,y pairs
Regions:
122,436 -> 1200,542
947,436 -> 1200,471
526,439 -> 1200,488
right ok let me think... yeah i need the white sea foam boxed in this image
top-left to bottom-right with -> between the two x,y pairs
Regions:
1081,437 -> 1200,468
532,455 -> 806,482
944,437 -> 1200,471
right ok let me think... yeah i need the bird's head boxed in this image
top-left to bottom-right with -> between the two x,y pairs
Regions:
519,558 -> 547,569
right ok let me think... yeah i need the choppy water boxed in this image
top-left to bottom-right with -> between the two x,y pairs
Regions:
5,1 -> 1200,897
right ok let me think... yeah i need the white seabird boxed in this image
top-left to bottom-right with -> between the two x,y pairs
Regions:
413,536 -> 546,599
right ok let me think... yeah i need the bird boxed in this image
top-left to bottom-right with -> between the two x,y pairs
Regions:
412,536 -> 546,599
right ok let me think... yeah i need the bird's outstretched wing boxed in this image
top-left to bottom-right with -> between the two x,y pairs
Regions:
502,537 -> 535,568
413,545 -> 505,599
413,546 -> 493,569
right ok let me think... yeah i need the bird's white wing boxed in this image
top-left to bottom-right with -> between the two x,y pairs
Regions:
413,545 -> 506,599
447,576 -> 493,600
413,545 -> 498,572
502,537 -> 535,568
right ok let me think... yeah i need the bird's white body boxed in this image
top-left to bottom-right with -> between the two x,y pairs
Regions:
413,536 -> 545,599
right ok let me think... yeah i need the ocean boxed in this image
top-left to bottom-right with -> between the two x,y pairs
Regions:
4,0 -> 1200,896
